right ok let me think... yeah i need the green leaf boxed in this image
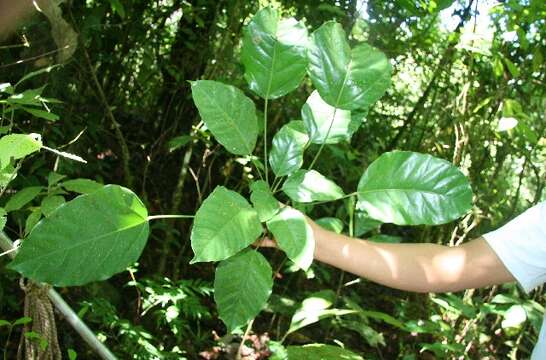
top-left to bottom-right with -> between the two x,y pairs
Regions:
25,208 -> 42,236
0,320 -> 10,327
286,344 -> 363,360
269,120 -> 309,177
266,207 -> 315,271
357,151 -> 473,225
41,195 -> 65,217
9,185 -> 149,286
47,172 -> 66,187
0,164 -> 17,188
250,180 -> 280,222
241,7 -> 308,99
190,186 -> 262,263
0,133 -> 42,168
301,90 -> 358,144
307,22 -> 391,110
191,80 -> 258,155
5,187 -> 43,212
214,250 -> 273,332
67,349 -> 78,360
282,170 -> 344,203
369,234 -> 402,243
61,179 -> 103,194
287,290 -> 356,335
167,135 -> 192,152
13,317 -> 32,326
0,208 -> 6,232
354,212 -> 381,236
315,217 -> 343,234
20,107 -> 59,121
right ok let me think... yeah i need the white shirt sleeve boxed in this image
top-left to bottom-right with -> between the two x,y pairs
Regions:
483,201 -> 546,293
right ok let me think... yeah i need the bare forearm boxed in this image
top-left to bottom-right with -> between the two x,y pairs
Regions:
311,225 -> 514,293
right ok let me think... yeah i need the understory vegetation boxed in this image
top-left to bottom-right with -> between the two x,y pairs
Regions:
0,0 -> 545,359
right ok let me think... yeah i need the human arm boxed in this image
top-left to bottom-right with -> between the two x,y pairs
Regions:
307,220 -> 515,293
262,218 -> 515,293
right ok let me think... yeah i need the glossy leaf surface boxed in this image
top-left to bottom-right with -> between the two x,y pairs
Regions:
191,80 -> 258,155
0,133 -> 42,168
315,217 -> 343,234
250,180 -> 280,222
357,151 -> 473,225
241,7 -> 308,99
269,120 -> 309,177
266,207 -> 314,271
9,185 -> 150,286
308,22 -> 391,110
191,186 -> 262,263
214,250 -> 273,332
301,91 -> 358,144
283,170 -> 344,203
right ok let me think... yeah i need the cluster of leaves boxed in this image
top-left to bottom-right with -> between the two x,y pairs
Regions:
1,0 -> 544,358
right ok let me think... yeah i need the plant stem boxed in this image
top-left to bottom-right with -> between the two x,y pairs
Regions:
147,214 -> 194,221
307,192 -> 358,206
264,97 -> 269,185
237,319 -> 254,360
308,107 -> 337,170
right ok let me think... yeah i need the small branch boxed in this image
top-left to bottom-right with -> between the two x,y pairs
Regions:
236,319 -> 254,360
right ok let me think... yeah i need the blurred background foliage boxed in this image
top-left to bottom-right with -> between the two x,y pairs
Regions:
0,0 -> 545,358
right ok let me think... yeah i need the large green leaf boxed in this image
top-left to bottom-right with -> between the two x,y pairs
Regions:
4,186 -> 43,212
269,120 -> 309,177
307,22 -> 391,110
214,250 -> 273,332
266,207 -> 314,271
301,91 -> 359,144
282,170 -> 344,203
191,186 -> 263,263
0,133 -> 42,168
357,151 -> 473,225
191,80 -> 258,155
250,180 -> 280,222
241,7 -> 308,99
286,344 -> 363,359
9,185 -> 149,286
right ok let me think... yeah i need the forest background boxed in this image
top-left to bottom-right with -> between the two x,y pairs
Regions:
0,0 -> 545,359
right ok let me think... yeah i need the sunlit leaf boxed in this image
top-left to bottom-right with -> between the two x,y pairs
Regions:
191,186 -> 263,263
267,207 -> 315,271
9,185 -> 149,286
283,169 -> 344,203
214,250 -> 272,332
308,21 -> 391,110
497,117 -> 518,132
191,80 -> 258,155
357,151 -> 472,225
315,217 -> 343,234
301,90 -> 358,144
241,7 -> 308,99
269,120 -> 309,177
250,180 -> 280,222
287,290 -> 356,335
0,133 -> 42,168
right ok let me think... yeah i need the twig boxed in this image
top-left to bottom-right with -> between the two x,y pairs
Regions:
237,319 -> 254,360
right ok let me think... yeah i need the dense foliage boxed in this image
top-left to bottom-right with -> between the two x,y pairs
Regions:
1,0 -> 545,359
